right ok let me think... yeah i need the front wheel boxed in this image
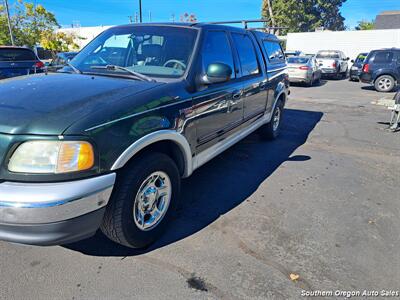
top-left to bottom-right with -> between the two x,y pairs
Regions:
101,152 -> 180,248
259,99 -> 284,140
375,75 -> 396,92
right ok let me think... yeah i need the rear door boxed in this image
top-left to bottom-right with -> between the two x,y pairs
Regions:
230,32 -> 267,121
261,39 -> 287,114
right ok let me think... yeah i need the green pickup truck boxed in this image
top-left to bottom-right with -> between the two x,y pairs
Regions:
0,22 -> 289,248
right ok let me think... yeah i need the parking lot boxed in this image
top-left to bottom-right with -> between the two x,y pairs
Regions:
1,79 -> 399,300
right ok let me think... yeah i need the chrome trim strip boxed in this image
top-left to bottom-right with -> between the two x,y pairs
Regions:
85,98 -> 191,132
111,130 -> 193,177
0,173 -> 116,224
193,113 -> 271,171
267,67 -> 287,73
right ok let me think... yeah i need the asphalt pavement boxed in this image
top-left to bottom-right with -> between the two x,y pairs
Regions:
1,79 -> 399,300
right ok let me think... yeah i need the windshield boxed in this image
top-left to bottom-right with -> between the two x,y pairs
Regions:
287,57 -> 310,64
355,53 -> 368,63
316,52 -> 339,59
71,25 -> 198,79
0,48 -> 36,61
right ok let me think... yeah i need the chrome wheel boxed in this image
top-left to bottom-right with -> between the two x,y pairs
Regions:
133,171 -> 172,231
273,106 -> 281,131
378,77 -> 392,91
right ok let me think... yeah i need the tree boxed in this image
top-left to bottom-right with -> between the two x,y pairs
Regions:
261,0 -> 347,34
0,0 -> 78,52
180,13 -> 197,23
355,20 -> 374,30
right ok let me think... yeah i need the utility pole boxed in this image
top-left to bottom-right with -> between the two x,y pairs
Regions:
266,0 -> 276,28
4,0 -> 15,46
139,0 -> 142,23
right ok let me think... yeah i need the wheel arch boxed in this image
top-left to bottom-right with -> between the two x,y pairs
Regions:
111,130 -> 193,178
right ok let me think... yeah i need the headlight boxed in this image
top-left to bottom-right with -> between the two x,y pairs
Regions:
8,141 -> 95,174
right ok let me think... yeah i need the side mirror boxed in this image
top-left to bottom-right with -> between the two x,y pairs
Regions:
201,63 -> 232,85
346,57 -> 350,61
351,59 -> 355,63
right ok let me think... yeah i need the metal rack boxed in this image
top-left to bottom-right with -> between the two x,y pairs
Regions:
191,19 -> 286,32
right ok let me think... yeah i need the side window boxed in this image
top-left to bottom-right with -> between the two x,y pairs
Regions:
263,41 -> 284,64
373,51 -> 394,64
231,33 -> 260,76
202,30 -> 235,79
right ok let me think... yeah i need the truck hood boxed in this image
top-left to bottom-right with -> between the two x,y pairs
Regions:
0,72 -> 162,135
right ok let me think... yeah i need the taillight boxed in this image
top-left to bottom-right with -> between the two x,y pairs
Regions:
299,66 -> 309,70
362,63 -> 370,73
34,61 -> 45,69
332,62 -> 337,68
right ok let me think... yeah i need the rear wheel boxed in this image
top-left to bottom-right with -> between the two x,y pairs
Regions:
375,75 -> 396,92
259,99 -> 284,140
101,152 -> 180,248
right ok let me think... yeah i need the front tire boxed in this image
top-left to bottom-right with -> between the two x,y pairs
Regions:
259,99 -> 284,140
375,75 -> 396,92
101,152 -> 180,248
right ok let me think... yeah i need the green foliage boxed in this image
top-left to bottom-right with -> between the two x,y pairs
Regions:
355,20 -> 375,30
0,0 -> 78,52
261,0 -> 347,34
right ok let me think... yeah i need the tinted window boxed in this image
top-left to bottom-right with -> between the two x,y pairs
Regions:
373,51 -> 394,64
263,41 -> 285,63
287,57 -> 310,64
0,48 -> 36,61
202,31 -> 235,79
316,52 -> 340,59
232,33 -> 260,76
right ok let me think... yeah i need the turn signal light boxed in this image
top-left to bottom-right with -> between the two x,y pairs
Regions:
299,66 -> 310,70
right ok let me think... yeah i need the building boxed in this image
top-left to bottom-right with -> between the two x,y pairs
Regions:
375,11 -> 400,30
286,29 -> 400,60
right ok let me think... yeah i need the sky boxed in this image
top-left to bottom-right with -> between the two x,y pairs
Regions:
12,0 -> 400,29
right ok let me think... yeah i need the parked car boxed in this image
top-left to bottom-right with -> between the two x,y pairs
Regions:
0,23 -> 289,248
360,48 -> 400,92
349,52 -> 368,81
316,50 -> 349,79
34,46 -> 54,64
47,52 -> 79,72
0,46 -> 45,79
285,50 -> 305,57
287,56 -> 321,86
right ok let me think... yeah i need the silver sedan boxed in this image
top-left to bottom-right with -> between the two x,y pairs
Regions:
287,56 -> 322,87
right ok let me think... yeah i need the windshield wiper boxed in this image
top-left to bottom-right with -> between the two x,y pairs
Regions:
90,65 -> 155,82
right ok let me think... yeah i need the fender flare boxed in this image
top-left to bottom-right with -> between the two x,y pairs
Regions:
111,130 -> 193,177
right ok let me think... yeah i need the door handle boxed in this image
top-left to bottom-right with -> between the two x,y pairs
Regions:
259,82 -> 268,90
228,91 -> 242,113
232,91 -> 242,100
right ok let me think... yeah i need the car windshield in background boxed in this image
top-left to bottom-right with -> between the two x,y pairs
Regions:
287,57 -> 310,64
355,53 -> 368,63
71,25 -> 198,79
0,48 -> 36,61
316,52 -> 339,59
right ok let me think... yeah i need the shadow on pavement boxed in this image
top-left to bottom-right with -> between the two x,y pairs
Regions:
63,108 -> 323,257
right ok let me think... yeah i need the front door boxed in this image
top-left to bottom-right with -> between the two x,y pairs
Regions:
192,30 -> 244,153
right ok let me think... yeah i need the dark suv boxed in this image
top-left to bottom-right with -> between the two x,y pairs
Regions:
0,23 -> 289,248
360,48 -> 400,92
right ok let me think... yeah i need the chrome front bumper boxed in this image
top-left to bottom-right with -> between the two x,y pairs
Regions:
0,173 -> 116,245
